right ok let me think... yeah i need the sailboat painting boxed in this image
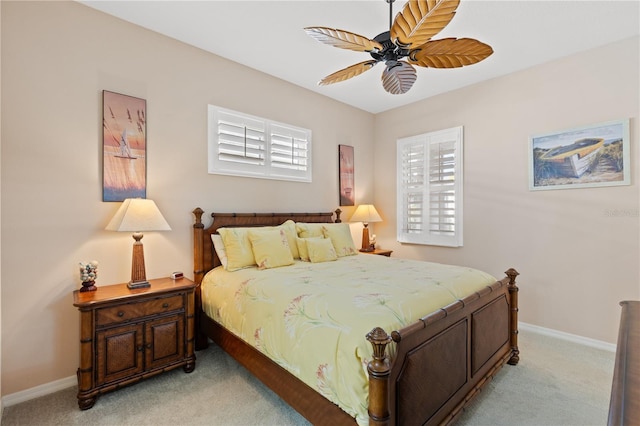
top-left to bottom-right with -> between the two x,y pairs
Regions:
529,119 -> 630,191
103,90 -> 146,201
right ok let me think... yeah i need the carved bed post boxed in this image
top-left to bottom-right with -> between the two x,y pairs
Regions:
193,207 -> 205,282
367,327 -> 392,425
505,268 -> 520,365
192,207 -> 209,350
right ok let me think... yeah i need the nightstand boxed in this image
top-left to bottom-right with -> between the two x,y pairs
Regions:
73,277 -> 197,409
361,249 -> 393,257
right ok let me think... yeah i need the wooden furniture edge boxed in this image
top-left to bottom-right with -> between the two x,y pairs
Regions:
608,300 -> 639,426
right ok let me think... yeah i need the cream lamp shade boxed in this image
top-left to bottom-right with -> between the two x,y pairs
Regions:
105,198 -> 172,233
106,198 -> 171,289
349,204 -> 382,252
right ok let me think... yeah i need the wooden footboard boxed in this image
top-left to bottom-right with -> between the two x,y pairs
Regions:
192,208 -> 520,426
367,269 -> 520,426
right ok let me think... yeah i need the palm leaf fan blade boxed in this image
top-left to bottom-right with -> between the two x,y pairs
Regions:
390,0 -> 461,49
381,61 -> 417,94
319,60 -> 379,86
304,27 -> 383,52
409,38 -> 493,68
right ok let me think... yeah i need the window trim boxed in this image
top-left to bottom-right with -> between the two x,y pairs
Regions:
208,105 -> 312,183
397,126 -> 463,247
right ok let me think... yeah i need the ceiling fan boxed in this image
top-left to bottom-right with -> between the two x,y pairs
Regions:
304,0 -> 493,95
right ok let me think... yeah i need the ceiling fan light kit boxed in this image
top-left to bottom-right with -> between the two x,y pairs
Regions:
304,0 -> 493,95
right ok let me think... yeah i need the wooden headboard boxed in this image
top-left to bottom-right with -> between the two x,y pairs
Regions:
192,208 -> 342,285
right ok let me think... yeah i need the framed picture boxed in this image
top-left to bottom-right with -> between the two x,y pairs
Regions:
102,90 -> 147,201
529,119 -> 630,191
339,144 -> 355,206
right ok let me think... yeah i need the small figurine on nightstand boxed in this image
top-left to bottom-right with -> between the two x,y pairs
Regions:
79,260 -> 99,292
370,234 -> 377,250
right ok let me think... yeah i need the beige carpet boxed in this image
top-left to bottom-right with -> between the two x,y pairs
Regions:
1,329 -> 614,425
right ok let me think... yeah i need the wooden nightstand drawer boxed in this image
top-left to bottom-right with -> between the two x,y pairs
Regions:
96,294 -> 184,326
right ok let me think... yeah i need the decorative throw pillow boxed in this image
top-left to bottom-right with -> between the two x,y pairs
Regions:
217,227 -> 256,271
210,234 -> 228,268
248,229 -> 294,270
295,222 -> 325,238
306,238 -> 338,263
322,223 -> 357,257
296,236 -> 322,262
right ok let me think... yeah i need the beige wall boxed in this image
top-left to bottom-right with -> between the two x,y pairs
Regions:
0,1 -> 373,395
1,0 -> 638,399
373,36 -> 640,344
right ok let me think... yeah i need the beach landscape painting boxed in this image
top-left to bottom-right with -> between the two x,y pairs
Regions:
103,90 -> 146,201
529,119 -> 630,191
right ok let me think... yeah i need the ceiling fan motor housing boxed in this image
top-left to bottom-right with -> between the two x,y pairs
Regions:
370,31 -> 410,68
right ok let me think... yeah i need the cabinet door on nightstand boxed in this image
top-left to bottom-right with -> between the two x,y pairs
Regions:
145,314 -> 184,370
96,323 -> 144,385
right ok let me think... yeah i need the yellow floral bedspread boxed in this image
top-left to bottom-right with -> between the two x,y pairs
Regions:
201,254 -> 496,425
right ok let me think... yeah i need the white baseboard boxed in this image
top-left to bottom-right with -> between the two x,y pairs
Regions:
520,321 -> 617,352
2,375 -> 76,408
0,323 -> 615,409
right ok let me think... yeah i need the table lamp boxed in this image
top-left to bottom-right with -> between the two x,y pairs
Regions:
105,198 -> 171,289
350,204 -> 382,252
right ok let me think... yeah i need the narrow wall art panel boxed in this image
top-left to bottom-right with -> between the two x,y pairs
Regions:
102,90 -> 147,201
339,144 -> 355,206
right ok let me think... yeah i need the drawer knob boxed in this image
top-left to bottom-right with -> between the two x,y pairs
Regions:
136,345 -> 144,352
146,343 -> 152,349
162,303 -> 169,308
117,311 -> 125,317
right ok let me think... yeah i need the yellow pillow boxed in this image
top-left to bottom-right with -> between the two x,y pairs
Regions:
322,223 -> 357,257
248,229 -> 294,270
218,227 -> 256,271
296,236 -> 322,262
306,238 -> 338,263
295,222 -> 325,238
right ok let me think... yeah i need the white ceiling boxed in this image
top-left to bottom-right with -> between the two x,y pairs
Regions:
81,0 -> 640,114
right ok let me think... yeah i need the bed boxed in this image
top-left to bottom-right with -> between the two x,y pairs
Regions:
192,208 -> 520,425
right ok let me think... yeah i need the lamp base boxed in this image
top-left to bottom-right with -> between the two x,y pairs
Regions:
359,248 -> 375,253
129,236 -> 149,290
361,225 -> 371,251
128,280 -> 150,289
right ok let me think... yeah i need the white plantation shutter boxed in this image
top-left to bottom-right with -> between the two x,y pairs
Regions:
397,126 -> 463,247
214,109 -> 266,175
208,105 -> 312,182
399,142 -> 426,239
269,123 -> 310,181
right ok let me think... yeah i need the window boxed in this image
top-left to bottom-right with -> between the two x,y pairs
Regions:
397,126 -> 463,247
208,105 -> 312,182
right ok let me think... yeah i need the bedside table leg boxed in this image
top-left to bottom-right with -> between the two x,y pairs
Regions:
183,355 -> 196,373
77,394 -> 97,410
